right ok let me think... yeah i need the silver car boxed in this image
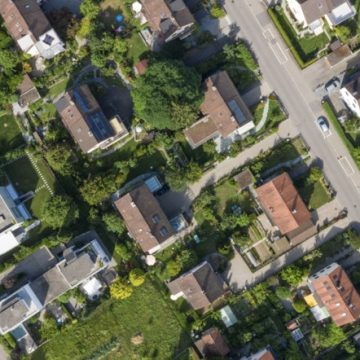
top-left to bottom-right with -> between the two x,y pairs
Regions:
316,116 -> 329,133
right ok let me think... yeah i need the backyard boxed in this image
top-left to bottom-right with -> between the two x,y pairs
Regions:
298,178 -> 331,210
30,280 -> 191,360
0,113 -> 24,155
268,7 -> 329,68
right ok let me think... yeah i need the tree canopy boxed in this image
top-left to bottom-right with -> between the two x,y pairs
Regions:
110,278 -> 133,300
132,60 -> 203,130
41,195 -> 79,229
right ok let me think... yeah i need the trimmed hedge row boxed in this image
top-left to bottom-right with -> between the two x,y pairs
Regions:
322,100 -> 360,169
268,8 -> 319,69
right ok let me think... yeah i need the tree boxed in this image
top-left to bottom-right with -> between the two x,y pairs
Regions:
237,213 -> 251,228
80,0 -> 100,19
129,268 -> 145,287
280,265 -> 308,286
185,162 -> 202,182
165,259 -> 182,278
114,243 -> 132,262
308,166 -> 323,183
335,24 -> 352,43
275,286 -> 291,299
0,49 -> 20,73
210,5 -> 226,18
310,323 -> 346,350
110,278 -> 133,300
341,339 -> 356,354
176,249 -> 198,271
165,167 -> 188,191
45,144 -> 73,174
223,41 -> 257,71
42,195 -> 79,229
132,60 -> 203,130
102,212 -> 125,236
292,297 -> 307,313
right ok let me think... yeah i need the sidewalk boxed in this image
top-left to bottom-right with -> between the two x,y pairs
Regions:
224,217 -> 350,291
189,119 -> 299,197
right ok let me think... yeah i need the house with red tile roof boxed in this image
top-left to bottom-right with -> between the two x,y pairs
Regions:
255,172 -> 316,244
308,262 -> 360,326
194,327 -> 230,358
184,71 -> 255,152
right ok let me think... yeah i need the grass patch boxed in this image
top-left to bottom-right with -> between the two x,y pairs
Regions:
268,7 -> 328,68
127,32 -> 148,64
30,280 -> 191,360
0,114 -> 23,155
253,97 -> 287,131
298,180 -> 331,210
47,78 -> 69,99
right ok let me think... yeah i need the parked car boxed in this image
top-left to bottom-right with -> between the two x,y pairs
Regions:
316,116 -> 330,134
325,77 -> 340,93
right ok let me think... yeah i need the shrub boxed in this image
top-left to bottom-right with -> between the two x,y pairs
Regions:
164,259 -> 182,278
110,278 -> 133,300
210,5 -> 226,18
3,333 -> 16,349
292,297 -> 307,313
275,286 -> 291,299
129,268 -> 145,287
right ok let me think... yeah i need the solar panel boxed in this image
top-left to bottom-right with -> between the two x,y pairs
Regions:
73,90 -> 90,112
228,99 -> 247,124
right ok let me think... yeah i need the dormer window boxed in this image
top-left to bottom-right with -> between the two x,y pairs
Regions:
160,227 -> 168,237
152,214 -> 160,224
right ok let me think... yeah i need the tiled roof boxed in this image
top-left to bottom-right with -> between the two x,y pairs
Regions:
114,184 -> 174,253
195,327 -> 230,357
0,0 -> 50,41
310,263 -> 360,326
256,172 -> 312,235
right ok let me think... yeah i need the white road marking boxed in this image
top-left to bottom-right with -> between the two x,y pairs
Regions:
263,29 -> 287,65
339,156 -> 354,176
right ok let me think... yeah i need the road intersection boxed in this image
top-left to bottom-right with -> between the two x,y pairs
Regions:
224,0 -> 360,226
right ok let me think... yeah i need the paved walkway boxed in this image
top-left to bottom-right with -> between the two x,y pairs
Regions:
224,217 -> 350,291
189,119 -> 299,197
255,98 -> 270,132
0,345 -> 9,360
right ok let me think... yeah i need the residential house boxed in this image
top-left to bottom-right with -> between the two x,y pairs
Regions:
0,231 -> 111,335
241,347 -> 275,360
13,74 -> 41,114
255,172 -> 316,245
0,0 -> 65,59
340,73 -> 360,118
133,0 -> 195,47
114,182 -> 188,254
167,261 -> 227,311
0,184 -> 31,256
287,0 -> 356,35
184,71 -> 255,152
55,85 -> 129,153
194,327 -> 230,358
308,262 -> 360,326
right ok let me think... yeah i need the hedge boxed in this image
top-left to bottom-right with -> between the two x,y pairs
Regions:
268,8 -> 319,69
322,100 -> 360,169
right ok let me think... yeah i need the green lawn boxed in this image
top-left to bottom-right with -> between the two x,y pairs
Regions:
253,98 -> 287,130
4,155 -> 59,240
298,180 -> 331,210
215,180 -> 253,215
30,280 -> 191,360
47,78 -> 69,99
0,114 -> 23,155
127,32 -> 148,64
269,8 -> 329,67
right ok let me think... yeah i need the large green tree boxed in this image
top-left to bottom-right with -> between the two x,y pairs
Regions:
42,195 -> 79,229
132,60 -> 203,130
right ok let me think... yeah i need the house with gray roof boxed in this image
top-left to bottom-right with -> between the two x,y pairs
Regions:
0,231 -> 112,336
287,0 -> 356,35
167,261 -> 228,311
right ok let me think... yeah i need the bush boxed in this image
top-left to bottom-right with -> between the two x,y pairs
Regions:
292,297 -> 307,313
3,333 -> 16,349
110,278 -> 133,300
210,5 -> 226,18
164,259 -> 182,278
275,286 -> 291,299
129,268 -> 145,287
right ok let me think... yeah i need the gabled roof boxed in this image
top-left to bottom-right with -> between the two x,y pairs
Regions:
17,74 -> 40,107
141,0 -> 194,35
56,85 -> 114,153
298,0 -> 349,24
184,71 -> 253,148
167,261 -> 226,310
256,172 -> 312,235
114,184 -> 175,253
309,263 -> 360,326
0,0 -> 51,41
195,327 -> 230,357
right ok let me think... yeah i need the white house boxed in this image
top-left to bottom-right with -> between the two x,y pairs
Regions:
287,0 -> 356,35
0,0 -> 65,60
340,75 -> 360,118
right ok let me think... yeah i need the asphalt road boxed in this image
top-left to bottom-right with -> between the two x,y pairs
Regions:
224,0 -> 360,228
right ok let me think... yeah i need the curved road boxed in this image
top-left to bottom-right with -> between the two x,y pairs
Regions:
224,0 -> 360,228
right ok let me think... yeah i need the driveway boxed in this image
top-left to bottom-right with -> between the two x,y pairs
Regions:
195,9 -> 233,39
224,217 -> 350,291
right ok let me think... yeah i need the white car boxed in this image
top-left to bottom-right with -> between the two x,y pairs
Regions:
316,116 -> 330,134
